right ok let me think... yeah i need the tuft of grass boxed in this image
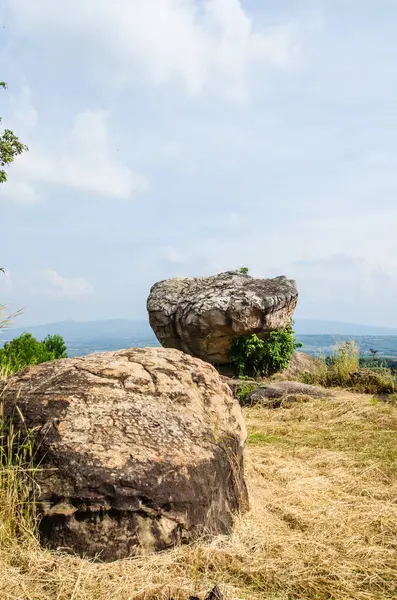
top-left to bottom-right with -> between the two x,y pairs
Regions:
0,376 -> 40,546
0,303 -> 23,332
301,340 -> 397,395
235,381 -> 259,406
0,303 -> 24,376
387,393 -> 397,406
327,339 -> 360,384
0,357 -> 24,377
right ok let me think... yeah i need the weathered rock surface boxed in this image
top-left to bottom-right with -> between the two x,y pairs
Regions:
147,271 -> 298,365
246,381 -> 328,408
2,348 -> 248,561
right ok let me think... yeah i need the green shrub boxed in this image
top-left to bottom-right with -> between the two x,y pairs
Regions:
41,334 -> 67,359
348,369 -> 396,395
235,381 -> 259,405
230,324 -> 302,377
0,332 -> 67,374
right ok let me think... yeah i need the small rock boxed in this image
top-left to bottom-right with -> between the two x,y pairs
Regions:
246,380 -> 328,408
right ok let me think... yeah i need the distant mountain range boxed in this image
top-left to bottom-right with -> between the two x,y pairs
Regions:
293,319 -> 397,336
1,318 -> 397,342
0,319 -> 156,342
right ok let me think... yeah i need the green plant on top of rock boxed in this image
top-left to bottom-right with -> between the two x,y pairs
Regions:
237,267 -> 250,275
230,324 -> 302,378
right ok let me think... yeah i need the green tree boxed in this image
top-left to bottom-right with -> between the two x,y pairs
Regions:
230,323 -> 302,377
0,333 -> 68,373
42,334 -> 68,359
1,81 -> 28,331
0,81 -> 28,183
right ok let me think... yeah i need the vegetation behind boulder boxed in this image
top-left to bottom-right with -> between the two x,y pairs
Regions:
230,324 -> 302,378
0,333 -> 67,374
301,340 -> 397,395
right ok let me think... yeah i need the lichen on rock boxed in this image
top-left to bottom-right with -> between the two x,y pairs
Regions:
2,347 -> 248,561
147,271 -> 298,365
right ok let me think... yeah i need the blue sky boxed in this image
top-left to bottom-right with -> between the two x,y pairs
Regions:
1,0 -> 397,327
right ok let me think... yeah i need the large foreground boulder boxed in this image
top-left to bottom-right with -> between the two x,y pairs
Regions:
2,348 -> 248,561
147,271 -> 298,365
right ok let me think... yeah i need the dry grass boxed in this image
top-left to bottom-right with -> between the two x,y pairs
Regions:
300,341 -> 397,394
0,304 -> 23,332
0,391 -> 396,600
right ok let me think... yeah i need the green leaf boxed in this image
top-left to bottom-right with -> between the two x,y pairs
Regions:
230,324 -> 299,377
0,81 -> 28,183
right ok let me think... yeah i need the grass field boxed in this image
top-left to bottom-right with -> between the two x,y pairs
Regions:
1,390 -> 396,600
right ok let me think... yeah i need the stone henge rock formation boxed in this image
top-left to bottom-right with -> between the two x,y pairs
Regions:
2,348 -> 248,561
147,271 -> 298,365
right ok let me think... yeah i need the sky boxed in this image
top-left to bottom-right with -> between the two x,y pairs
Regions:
1,0 -> 397,327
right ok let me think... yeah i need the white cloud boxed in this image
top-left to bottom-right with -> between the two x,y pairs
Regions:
8,109 -> 149,200
0,270 -> 13,295
10,85 -> 38,133
157,141 -> 185,161
291,254 -> 397,324
7,0 -> 301,102
227,211 -> 249,232
3,1 -> 397,327
29,270 -> 94,300
0,181 -> 42,205
161,246 -> 187,264
152,208 -> 397,326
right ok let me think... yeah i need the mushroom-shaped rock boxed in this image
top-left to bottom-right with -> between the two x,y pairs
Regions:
2,348 -> 248,561
147,271 -> 298,365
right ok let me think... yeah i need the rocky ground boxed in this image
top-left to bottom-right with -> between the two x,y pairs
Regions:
2,388 -> 396,600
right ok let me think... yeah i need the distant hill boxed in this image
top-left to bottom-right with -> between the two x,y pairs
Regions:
2,318 -> 397,359
1,318 -> 397,343
294,319 -> 397,336
0,319 -> 155,342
